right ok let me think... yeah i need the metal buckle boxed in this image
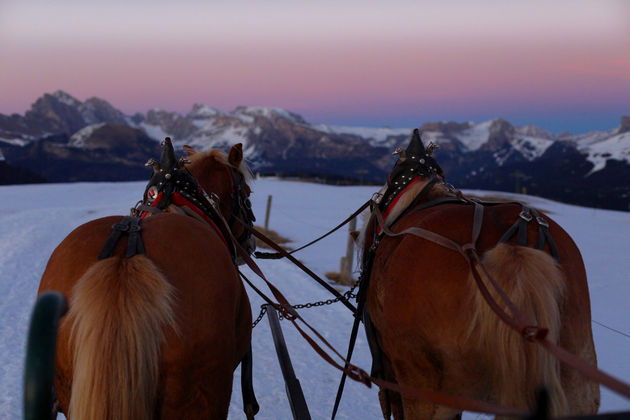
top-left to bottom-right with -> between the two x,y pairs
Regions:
519,209 -> 532,222
536,216 -> 549,228
201,190 -> 220,209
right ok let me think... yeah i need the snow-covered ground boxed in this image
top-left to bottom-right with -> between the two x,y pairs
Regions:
0,179 -> 629,419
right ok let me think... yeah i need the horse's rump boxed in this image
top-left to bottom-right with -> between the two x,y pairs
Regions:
366,201 -> 599,417
39,213 -> 253,418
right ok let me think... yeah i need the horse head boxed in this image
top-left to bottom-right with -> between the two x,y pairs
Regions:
141,138 -> 256,260
183,143 -> 257,258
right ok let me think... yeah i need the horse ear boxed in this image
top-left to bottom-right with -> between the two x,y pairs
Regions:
228,143 -> 244,167
183,145 -> 199,157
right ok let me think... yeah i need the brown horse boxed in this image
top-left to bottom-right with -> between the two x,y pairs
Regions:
361,131 -> 600,419
37,142 -> 256,419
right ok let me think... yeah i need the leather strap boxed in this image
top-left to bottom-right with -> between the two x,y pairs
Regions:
98,216 -> 145,260
498,207 -> 531,246
255,200 -> 372,260
531,208 -> 560,262
244,222 -> 358,314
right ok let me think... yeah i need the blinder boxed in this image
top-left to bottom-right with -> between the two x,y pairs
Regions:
227,166 -> 257,259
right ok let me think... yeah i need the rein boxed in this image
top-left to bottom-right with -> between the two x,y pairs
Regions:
254,199 -> 372,260
232,202 -> 532,417
238,217 -> 357,314
227,216 -> 531,418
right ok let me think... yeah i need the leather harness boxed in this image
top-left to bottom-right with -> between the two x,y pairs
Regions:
98,138 -> 255,264
358,177 -> 560,380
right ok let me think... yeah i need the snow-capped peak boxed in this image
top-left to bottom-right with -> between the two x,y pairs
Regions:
314,124 -> 411,146
457,120 -> 494,151
187,104 -> 222,120
517,123 -> 555,140
51,90 -> 80,107
233,106 -> 306,124
68,123 -> 106,148
581,130 -> 630,175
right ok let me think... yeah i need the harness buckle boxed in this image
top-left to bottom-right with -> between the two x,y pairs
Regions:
371,192 -> 383,205
536,216 -> 549,228
127,224 -> 142,232
112,220 -> 142,233
519,209 -> 532,222
112,222 -> 130,232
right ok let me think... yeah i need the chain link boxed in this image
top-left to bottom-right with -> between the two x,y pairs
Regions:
251,305 -> 268,328
251,281 -> 360,328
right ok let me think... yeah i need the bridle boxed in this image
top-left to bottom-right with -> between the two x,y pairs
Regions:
134,138 -> 256,265
223,165 -> 257,260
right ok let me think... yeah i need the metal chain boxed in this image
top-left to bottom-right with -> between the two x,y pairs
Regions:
251,281 -> 360,328
251,305 -> 268,328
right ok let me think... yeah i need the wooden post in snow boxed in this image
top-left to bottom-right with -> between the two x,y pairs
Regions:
264,195 -> 272,231
339,217 -> 357,286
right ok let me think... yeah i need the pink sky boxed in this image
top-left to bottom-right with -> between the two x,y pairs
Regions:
1,0 -> 629,132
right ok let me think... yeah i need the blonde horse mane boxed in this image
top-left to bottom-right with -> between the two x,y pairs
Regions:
67,255 -> 177,420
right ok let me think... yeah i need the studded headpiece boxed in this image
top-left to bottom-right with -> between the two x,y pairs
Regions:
141,137 -> 199,210
379,129 -> 444,209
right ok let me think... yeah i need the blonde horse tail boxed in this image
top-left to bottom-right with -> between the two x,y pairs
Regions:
467,243 -> 568,416
66,255 -> 176,420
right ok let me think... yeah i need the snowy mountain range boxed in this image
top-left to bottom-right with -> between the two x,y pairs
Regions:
1,90 -> 629,210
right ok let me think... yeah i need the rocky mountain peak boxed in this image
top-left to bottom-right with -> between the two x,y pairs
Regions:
517,123 -> 555,140
145,109 -> 198,140
51,90 -> 81,107
482,118 -> 515,151
80,97 -> 127,125
233,106 -> 307,125
187,104 -> 222,120
25,91 -> 86,134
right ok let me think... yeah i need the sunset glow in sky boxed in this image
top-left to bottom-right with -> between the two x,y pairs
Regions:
1,0 -> 629,132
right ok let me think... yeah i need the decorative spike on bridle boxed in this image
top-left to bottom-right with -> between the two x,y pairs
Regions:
426,142 -> 439,156
144,158 -> 160,172
392,147 -> 406,158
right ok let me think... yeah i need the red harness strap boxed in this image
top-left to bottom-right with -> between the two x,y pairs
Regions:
140,192 -> 164,219
377,177 -> 422,234
139,190 -> 229,250
171,192 -> 229,249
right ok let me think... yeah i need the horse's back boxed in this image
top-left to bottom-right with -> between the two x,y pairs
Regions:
40,213 -> 245,316
39,213 -> 251,418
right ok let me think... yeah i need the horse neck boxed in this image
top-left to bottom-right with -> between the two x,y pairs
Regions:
356,177 -> 453,257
